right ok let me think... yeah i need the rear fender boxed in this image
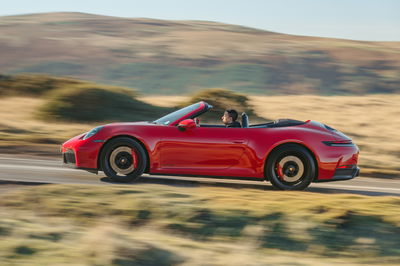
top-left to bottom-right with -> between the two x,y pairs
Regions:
263,141 -> 319,181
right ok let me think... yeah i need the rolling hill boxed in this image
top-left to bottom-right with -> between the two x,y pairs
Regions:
0,12 -> 399,95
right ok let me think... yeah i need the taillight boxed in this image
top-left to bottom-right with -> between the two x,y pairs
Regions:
337,164 -> 356,169
322,140 -> 354,147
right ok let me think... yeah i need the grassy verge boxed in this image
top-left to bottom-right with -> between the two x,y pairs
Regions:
0,184 -> 399,265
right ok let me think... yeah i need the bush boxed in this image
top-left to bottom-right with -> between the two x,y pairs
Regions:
37,85 -> 171,122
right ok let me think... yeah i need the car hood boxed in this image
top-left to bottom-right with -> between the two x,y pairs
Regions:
104,121 -> 153,127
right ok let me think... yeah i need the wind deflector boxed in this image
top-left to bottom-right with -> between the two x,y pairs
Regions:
188,101 -> 212,119
251,119 -> 306,128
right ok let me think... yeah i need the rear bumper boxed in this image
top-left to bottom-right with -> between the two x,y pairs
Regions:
314,167 -> 360,183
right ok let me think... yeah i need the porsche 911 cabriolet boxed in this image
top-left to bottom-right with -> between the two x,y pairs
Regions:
61,101 -> 359,190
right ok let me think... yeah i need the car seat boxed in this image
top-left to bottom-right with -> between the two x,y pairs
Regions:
242,112 -> 249,128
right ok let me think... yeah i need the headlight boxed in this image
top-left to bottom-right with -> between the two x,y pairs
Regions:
83,126 -> 104,140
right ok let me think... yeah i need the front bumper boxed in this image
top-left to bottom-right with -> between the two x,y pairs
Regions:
63,149 -> 76,165
62,149 -> 99,174
61,133 -> 104,170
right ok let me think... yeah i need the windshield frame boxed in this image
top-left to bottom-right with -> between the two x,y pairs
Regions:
153,101 -> 210,126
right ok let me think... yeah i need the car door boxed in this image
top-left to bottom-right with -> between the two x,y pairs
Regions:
158,126 -> 248,170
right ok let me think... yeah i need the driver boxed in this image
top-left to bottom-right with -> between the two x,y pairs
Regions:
222,109 -> 241,128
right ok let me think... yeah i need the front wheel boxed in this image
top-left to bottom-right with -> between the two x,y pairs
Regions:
100,137 -> 147,182
265,144 -> 316,190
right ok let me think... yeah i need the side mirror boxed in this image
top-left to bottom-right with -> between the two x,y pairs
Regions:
178,119 -> 197,131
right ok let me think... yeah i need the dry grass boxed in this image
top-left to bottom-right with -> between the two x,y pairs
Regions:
0,97 -> 94,155
0,97 -> 94,139
0,184 -> 399,265
139,95 -> 188,107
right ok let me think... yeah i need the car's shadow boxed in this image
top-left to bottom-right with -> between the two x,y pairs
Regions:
100,175 -> 397,196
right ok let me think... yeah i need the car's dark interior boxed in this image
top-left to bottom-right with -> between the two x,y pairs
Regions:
241,112 -> 249,128
199,112 -> 305,128
250,119 -> 306,128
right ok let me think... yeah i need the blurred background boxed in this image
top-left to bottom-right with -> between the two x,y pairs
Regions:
0,0 -> 399,177
0,0 -> 399,265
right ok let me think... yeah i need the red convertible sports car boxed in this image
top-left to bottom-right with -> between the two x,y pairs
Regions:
62,101 -> 359,190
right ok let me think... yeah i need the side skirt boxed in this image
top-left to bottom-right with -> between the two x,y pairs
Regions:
147,172 -> 265,182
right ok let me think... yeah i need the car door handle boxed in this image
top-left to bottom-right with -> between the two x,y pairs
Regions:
232,139 -> 245,144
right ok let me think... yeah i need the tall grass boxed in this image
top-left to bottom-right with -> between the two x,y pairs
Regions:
0,184 -> 399,265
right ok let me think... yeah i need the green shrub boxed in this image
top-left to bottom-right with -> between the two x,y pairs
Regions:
37,85 -> 171,122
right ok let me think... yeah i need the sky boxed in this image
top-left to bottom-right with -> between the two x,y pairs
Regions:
1,0 -> 399,41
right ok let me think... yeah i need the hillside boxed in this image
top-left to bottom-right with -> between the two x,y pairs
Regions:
0,12 -> 399,95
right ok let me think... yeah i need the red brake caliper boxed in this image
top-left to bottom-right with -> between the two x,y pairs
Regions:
131,148 -> 138,169
276,163 -> 284,180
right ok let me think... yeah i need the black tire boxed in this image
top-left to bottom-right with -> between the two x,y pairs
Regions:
100,137 -> 147,182
265,144 -> 316,190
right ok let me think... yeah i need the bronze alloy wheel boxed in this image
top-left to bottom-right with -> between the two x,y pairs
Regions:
266,144 -> 316,190
101,137 -> 147,182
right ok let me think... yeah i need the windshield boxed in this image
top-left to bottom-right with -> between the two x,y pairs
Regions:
153,103 -> 202,125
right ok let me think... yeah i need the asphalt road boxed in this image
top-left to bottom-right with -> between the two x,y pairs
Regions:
0,155 -> 399,196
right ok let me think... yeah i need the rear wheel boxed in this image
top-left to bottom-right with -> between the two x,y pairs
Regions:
101,137 -> 147,182
265,144 -> 316,190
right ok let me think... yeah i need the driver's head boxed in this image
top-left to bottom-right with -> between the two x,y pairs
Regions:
222,109 -> 238,125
